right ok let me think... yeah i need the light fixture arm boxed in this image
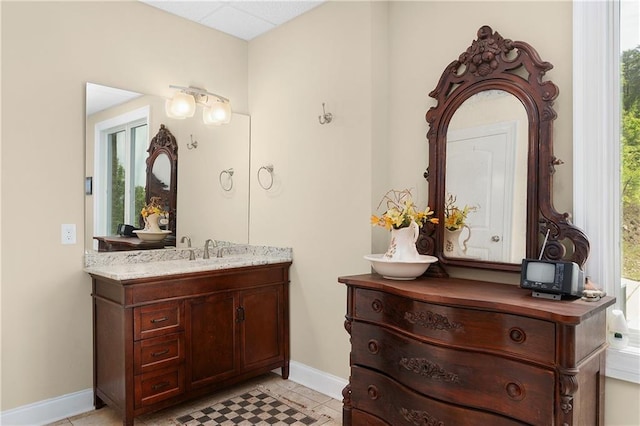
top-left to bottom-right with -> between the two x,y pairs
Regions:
169,85 -> 229,104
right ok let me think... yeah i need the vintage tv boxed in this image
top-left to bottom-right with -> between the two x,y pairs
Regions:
520,259 -> 584,300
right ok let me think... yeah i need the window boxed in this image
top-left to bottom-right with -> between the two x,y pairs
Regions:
574,0 -> 640,384
93,107 -> 149,245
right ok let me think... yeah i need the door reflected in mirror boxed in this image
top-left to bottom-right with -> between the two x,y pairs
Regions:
445,90 -> 527,263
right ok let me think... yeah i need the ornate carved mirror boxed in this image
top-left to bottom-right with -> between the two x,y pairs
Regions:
418,26 -> 589,275
145,124 -> 178,241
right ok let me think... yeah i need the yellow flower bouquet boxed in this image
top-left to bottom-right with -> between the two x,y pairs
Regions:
444,194 -> 477,231
141,196 -> 167,218
371,189 -> 438,230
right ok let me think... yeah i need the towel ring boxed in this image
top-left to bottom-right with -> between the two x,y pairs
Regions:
257,164 -> 274,190
219,168 -> 234,191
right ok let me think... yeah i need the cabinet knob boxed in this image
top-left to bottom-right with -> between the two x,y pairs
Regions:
367,339 -> 380,354
367,385 -> 379,400
509,327 -> 526,343
371,299 -> 383,313
506,382 -> 524,400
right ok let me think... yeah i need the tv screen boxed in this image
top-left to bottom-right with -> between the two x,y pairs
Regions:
526,261 -> 556,283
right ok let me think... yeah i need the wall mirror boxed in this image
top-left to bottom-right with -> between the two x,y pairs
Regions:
85,83 -> 251,251
417,25 -> 589,275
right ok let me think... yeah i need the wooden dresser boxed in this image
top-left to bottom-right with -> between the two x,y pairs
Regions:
338,274 -> 615,426
90,262 -> 291,426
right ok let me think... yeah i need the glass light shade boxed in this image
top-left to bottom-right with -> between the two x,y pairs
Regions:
203,101 -> 232,125
166,91 -> 196,118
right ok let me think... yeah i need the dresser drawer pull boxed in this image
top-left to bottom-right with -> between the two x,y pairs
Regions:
371,299 -> 383,313
505,382 -> 525,400
367,340 -> 379,354
509,327 -> 526,343
152,381 -> 170,391
151,349 -> 170,357
399,407 -> 444,426
150,317 -> 169,324
367,385 -> 379,400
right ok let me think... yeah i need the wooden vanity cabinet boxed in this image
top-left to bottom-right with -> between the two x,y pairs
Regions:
90,262 -> 291,426
339,274 -> 615,426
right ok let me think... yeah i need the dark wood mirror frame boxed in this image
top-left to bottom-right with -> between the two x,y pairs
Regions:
145,124 -> 178,241
417,25 -> 589,276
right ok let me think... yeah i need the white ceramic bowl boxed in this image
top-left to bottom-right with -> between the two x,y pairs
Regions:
364,254 -> 439,280
133,230 -> 172,242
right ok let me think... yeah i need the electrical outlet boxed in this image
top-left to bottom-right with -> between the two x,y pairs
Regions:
61,224 -> 76,245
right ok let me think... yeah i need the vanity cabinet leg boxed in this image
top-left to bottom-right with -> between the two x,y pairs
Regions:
281,363 -> 290,379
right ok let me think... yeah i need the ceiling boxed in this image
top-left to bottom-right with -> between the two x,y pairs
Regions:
139,0 -> 324,41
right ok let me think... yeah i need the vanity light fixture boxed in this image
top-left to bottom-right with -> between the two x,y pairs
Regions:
165,85 -> 232,125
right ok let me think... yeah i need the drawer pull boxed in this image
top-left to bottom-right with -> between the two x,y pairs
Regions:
367,385 -> 379,400
509,327 -> 526,343
506,382 -> 525,400
371,299 -> 383,313
150,317 -> 169,324
151,349 -> 170,357
399,407 -> 444,426
152,381 -> 170,391
367,340 -> 379,354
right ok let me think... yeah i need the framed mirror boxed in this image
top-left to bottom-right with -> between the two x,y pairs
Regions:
417,25 -> 589,275
145,124 -> 178,241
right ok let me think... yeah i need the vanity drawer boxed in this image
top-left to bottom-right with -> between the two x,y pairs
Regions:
135,366 -> 185,408
351,366 -> 528,426
354,288 -> 555,364
134,301 -> 184,340
351,321 -> 554,425
134,333 -> 184,374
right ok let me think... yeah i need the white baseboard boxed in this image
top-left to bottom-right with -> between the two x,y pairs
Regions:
0,362 -> 347,425
285,360 -> 348,401
0,388 -> 94,426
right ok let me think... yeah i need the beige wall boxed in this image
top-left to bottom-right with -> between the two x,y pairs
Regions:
1,1 -> 638,424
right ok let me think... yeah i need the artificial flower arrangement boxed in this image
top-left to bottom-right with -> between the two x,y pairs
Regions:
141,196 -> 167,218
444,194 -> 477,231
140,196 -> 168,230
371,189 -> 439,230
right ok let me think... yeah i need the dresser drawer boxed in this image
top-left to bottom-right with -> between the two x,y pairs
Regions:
352,321 -> 554,425
135,366 -> 185,408
134,333 -> 184,374
351,366 -> 528,426
354,288 -> 555,364
134,301 -> 184,340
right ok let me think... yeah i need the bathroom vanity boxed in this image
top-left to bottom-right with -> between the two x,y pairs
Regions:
339,274 -> 615,426
87,248 -> 291,426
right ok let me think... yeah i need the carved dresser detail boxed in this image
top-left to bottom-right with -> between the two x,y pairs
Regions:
339,274 -> 614,425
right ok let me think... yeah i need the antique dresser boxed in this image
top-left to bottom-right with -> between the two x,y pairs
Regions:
339,274 -> 615,426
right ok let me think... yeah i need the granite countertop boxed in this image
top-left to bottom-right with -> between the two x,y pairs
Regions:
84,243 -> 292,281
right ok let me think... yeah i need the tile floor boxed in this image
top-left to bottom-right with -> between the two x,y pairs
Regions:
48,374 -> 343,426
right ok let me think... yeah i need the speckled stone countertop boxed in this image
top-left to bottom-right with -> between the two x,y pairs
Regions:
84,243 -> 292,281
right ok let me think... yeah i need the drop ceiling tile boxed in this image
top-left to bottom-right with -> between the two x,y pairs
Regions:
231,1 -> 323,25
141,1 -> 225,23
199,5 -> 275,40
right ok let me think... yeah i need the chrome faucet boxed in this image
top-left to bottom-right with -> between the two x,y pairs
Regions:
203,239 -> 218,259
180,236 -> 195,260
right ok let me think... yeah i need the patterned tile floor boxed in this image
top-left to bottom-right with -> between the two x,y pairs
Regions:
48,374 -> 342,426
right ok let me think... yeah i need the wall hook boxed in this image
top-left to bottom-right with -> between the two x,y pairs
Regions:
318,103 -> 333,125
187,134 -> 198,150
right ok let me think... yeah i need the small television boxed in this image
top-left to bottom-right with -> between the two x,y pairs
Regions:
520,259 -> 584,300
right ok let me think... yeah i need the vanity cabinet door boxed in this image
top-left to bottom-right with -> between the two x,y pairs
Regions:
187,292 -> 239,389
240,285 -> 285,371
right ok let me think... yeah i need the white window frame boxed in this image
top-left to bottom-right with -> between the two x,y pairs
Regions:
93,106 -> 149,250
573,0 -> 640,384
